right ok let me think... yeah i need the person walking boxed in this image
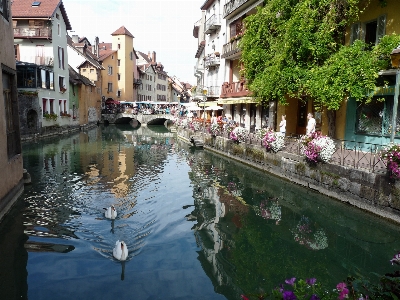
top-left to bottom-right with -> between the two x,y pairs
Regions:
306,113 -> 316,135
279,115 -> 286,135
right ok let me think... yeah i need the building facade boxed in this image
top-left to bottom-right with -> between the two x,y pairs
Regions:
12,0 -> 72,132
0,0 -> 24,221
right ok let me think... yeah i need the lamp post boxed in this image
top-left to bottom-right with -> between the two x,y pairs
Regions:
390,48 -> 400,143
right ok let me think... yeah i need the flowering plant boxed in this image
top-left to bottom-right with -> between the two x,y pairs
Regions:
189,120 -> 201,131
209,123 -> 222,136
241,251 -> 400,300
223,123 -> 236,136
256,128 -> 268,140
299,132 -> 336,163
380,143 -> 400,179
230,127 -> 248,143
262,129 -> 285,152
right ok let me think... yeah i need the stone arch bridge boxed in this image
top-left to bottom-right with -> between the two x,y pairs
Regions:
101,113 -> 175,126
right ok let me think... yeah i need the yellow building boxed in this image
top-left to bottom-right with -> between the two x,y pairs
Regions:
99,26 -> 138,103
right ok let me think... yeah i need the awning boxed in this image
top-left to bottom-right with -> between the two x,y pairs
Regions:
198,101 -> 219,107
217,97 -> 257,105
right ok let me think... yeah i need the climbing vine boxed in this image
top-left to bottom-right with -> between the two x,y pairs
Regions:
240,0 -> 400,110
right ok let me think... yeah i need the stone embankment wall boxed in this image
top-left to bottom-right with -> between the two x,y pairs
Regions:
177,128 -> 400,224
21,123 -> 98,142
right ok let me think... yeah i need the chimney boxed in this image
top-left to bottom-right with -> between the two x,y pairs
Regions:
93,36 -> 99,57
72,35 -> 79,43
148,51 -> 151,61
152,51 -> 156,63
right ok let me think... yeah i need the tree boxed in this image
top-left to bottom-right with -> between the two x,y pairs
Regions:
240,0 -> 399,114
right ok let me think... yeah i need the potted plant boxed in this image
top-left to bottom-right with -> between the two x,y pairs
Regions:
380,143 -> 400,179
299,132 -> 336,163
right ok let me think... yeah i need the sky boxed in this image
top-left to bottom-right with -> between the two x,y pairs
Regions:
63,0 -> 205,85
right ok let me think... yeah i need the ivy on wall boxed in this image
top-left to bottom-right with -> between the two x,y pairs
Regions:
240,0 -> 400,110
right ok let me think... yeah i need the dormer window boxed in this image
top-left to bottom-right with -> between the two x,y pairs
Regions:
32,1 -> 41,7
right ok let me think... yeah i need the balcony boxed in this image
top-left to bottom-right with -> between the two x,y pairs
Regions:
223,0 -> 256,18
193,85 -> 207,100
220,80 -> 249,98
14,27 -> 52,39
207,86 -> 220,97
34,56 -> 54,66
221,36 -> 241,59
205,55 -> 220,69
204,14 -> 221,34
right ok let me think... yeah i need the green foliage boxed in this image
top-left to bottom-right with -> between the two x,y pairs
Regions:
240,0 -> 400,110
43,112 -> 58,121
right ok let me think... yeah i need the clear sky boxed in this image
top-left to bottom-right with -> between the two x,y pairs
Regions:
63,0 -> 205,85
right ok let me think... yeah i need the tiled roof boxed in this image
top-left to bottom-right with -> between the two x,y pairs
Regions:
200,0 -> 214,10
98,49 -> 117,62
12,0 -> 72,30
99,43 -> 112,51
111,26 -> 134,38
68,65 -> 94,86
137,51 -> 152,63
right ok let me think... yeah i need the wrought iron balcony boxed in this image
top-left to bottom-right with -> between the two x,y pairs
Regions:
194,65 -> 204,77
223,0 -> 254,18
220,80 -> 249,98
205,55 -> 220,68
14,27 -> 52,39
205,14 -> 221,34
221,37 -> 241,59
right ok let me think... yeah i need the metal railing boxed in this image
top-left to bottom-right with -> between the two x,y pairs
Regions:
181,120 -> 388,174
205,14 -> 221,34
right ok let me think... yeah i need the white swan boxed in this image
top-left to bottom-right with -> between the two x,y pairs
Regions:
113,240 -> 128,261
104,205 -> 117,219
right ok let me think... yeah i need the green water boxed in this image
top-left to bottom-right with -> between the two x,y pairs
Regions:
0,124 -> 398,300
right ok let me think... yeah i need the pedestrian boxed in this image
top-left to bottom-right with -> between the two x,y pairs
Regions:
279,115 -> 286,135
306,113 -> 316,135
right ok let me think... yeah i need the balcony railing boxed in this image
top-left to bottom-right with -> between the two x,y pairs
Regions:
14,27 -> 52,39
207,86 -> 220,97
220,80 -> 249,98
34,56 -> 54,66
205,55 -> 220,68
205,14 -> 221,34
221,37 -> 241,59
223,0 -> 251,18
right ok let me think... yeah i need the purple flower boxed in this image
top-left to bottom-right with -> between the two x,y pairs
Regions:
282,290 -> 297,300
285,277 -> 296,285
310,295 -> 320,300
306,278 -> 317,285
336,282 -> 347,291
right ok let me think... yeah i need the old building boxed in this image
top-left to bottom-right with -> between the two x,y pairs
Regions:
0,0 -> 24,221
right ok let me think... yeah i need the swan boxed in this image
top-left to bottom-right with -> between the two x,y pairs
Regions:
113,240 -> 128,261
104,205 -> 117,219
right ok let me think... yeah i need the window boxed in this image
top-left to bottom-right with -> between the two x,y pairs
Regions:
108,66 -> 113,75
82,68 -> 87,72
56,13 -> 60,19
58,46 -> 64,69
350,15 -> 386,46
118,73 -> 121,81
58,23 -> 60,36
118,44 -> 120,49
42,98 -> 47,114
2,67 -> 21,159
117,90 -> 121,97
1,0 -> 10,20
14,45 -> 20,60
130,52 -> 133,60
49,99 -> 54,114
108,82 -> 113,92
58,76 -> 65,92
117,59 -> 121,67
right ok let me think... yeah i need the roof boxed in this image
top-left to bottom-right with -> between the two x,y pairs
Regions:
111,26 -> 134,38
68,65 -> 94,86
12,0 -> 72,30
200,0 -> 214,10
98,49 -> 117,62
137,51 -> 152,63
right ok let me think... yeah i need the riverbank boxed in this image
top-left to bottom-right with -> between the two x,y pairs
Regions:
21,122 -> 98,142
177,128 -> 400,225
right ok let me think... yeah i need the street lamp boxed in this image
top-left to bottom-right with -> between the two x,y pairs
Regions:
390,47 -> 400,143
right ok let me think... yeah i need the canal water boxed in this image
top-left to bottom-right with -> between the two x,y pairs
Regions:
0,124 -> 399,300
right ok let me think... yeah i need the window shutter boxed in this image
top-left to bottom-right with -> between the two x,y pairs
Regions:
62,48 -> 65,70
350,23 -> 360,45
376,14 -> 386,44
29,20 -> 35,28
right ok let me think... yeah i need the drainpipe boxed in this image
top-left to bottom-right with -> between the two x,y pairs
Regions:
390,69 -> 400,143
